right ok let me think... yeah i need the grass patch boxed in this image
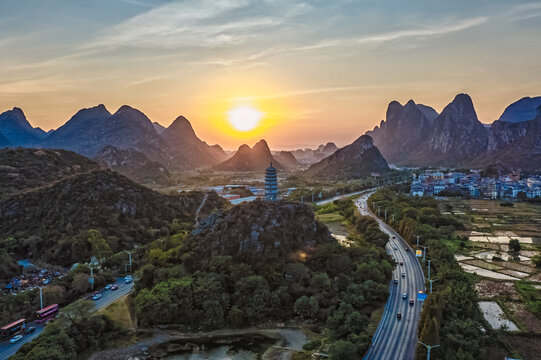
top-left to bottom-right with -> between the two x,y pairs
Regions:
315,213 -> 345,223
516,281 -> 541,318
98,295 -> 136,329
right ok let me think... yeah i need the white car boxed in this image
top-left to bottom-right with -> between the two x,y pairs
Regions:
124,276 -> 133,284
105,284 -> 113,290
10,334 -> 23,344
92,293 -> 102,300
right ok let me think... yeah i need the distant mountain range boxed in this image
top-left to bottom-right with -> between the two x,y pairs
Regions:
0,105 -> 227,171
290,142 -> 339,164
367,94 -> 541,171
1,94 -> 539,177
212,139 -> 283,172
305,135 -> 390,179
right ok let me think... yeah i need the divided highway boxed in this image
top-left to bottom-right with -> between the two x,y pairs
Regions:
356,194 -> 426,360
0,277 -> 134,360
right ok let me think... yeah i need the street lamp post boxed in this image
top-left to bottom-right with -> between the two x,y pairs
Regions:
125,250 -> 135,274
39,287 -> 43,310
89,264 -> 95,290
415,235 -> 421,247
418,341 -> 440,360
427,259 -> 434,280
426,278 -> 438,293
420,245 -> 429,262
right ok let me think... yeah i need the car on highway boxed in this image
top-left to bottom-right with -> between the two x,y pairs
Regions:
111,284 -> 119,290
400,261 -> 404,266
24,326 -> 36,334
10,334 -> 23,344
405,247 -> 409,251
401,272 -> 405,278
402,292 -> 407,299
394,279 -> 398,284
394,245 -> 398,250
92,293 -> 102,301
392,236 -> 396,239
397,313 -> 402,320
124,276 -> 133,284
409,298 -> 414,305
105,284 -> 112,290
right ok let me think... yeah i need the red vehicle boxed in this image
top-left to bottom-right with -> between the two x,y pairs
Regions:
1,319 -> 26,338
36,304 -> 59,323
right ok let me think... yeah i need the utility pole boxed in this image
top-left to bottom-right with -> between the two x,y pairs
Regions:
392,214 -> 395,222
415,235 -> 421,247
378,206 -> 381,217
426,278 -> 438,293
418,341 -> 440,360
420,245 -> 429,262
312,193 -> 314,202
384,209 -> 387,221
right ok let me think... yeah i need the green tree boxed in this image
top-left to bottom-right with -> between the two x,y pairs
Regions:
294,296 -> 319,319
86,230 -> 112,263
329,340 -> 358,360
508,239 -> 521,253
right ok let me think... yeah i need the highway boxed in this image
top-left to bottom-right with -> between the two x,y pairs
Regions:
0,276 -> 134,360
356,194 -> 426,360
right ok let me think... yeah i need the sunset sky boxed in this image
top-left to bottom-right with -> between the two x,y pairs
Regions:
0,0 -> 540,149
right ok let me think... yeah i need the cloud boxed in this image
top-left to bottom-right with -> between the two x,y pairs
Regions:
293,16 -> 488,52
86,0 -> 310,50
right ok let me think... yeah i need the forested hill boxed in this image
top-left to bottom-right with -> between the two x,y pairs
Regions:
135,199 -> 394,359
0,167 -> 226,266
188,200 -> 334,267
0,147 -> 99,199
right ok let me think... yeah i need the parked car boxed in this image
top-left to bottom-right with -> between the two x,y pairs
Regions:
124,276 -> 133,284
10,335 -> 23,344
25,326 -> 36,334
111,284 -> 119,290
92,293 -> 102,301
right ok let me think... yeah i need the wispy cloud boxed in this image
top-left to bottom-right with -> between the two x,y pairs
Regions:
293,16 -> 488,52
86,0 -> 310,50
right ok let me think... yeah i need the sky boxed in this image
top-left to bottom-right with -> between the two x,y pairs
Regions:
0,0 -> 540,150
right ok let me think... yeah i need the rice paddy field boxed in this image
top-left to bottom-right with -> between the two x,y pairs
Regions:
438,198 -> 541,358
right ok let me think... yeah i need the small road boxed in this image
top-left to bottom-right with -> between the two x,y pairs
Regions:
315,188 -> 377,206
0,277 -> 134,360
356,193 -> 425,360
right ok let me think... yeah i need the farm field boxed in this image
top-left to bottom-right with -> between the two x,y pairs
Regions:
440,198 -> 541,358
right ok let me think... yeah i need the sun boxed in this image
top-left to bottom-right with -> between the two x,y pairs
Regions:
227,106 -> 263,132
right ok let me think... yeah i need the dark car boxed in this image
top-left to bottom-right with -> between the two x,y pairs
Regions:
405,247 -> 410,252
409,298 -> 414,305
394,279 -> 398,284
401,272 -> 405,278
400,261 -> 404,266
111,284 -> 119,290
25,326 -> 36,334
397,313 -> 402,320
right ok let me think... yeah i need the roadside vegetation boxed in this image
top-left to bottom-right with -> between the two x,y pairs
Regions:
11,300 -> 120,360
368,186 -> 493,360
